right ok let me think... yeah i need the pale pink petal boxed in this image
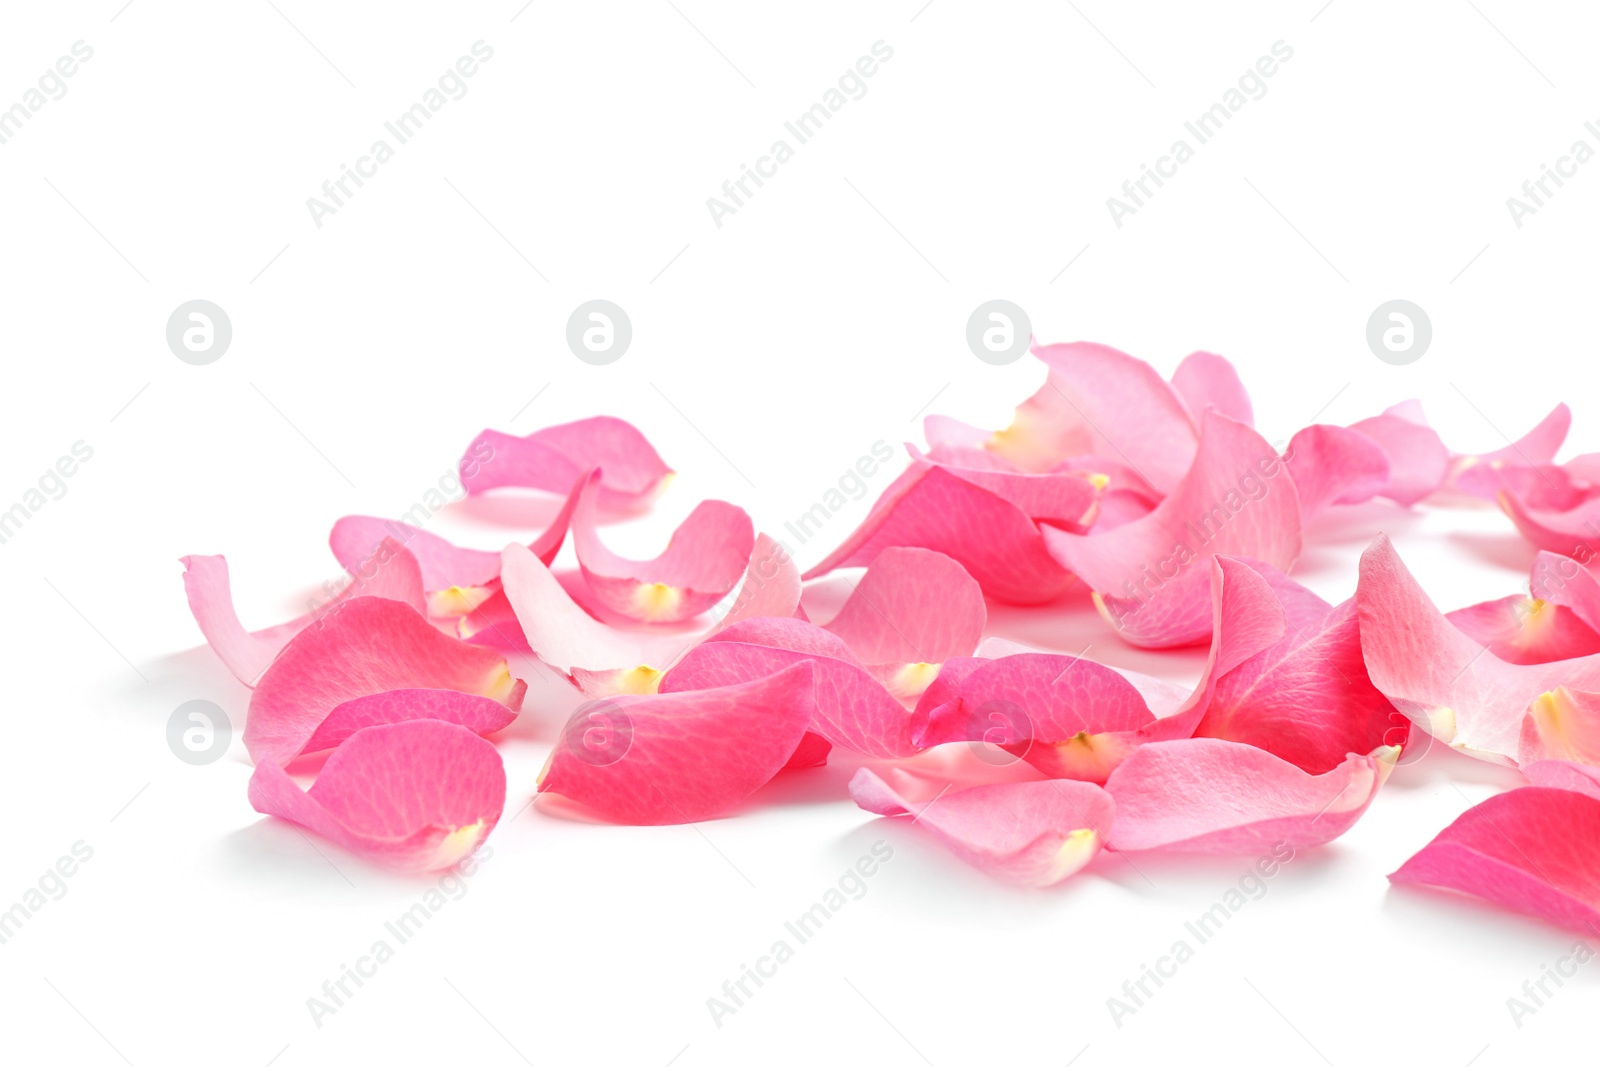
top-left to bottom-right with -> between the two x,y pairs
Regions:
1042,411 -> 1301,647
1471,403 -> 1570,468
1500,484 -> 1600,558
909,445 -> 1101,526
661,616 -> 918,758
245,596 -> 525,766
458,416 -> 672,510
849,768 -> 1111,887
1170,351 -> 1253,427
1531,551 -> 1600,634
1283,424 -> 1391,519
573,475 -> 753,623
803,460 -> 1082,605
1105,738 -> 1395,853
181,538 -> 426,687
329,470 -> 589,599
1523,759 -> 1600,800
1347,407 -> 1449,506
537,664 -> 816,824
249,720 -> 504,872
822,547 -> 985,680
1519,687 -> 1600,766
989,341 -> 1197,493
711,533 -> 803,634
302,688 -> 518,754
1357,535 -> 1600,765
1389,787 -> 1600,933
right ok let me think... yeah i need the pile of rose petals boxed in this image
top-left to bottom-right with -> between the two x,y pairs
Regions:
182,342 -> 1600,936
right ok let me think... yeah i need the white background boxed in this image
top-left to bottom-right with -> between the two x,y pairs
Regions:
1,1 -> 1596,1064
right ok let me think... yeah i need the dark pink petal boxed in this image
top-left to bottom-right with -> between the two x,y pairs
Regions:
573,475 -> 753,623
849,768 -> 1111,887
912,445 -> 1102,527
1195,561 -> 1406,773
1042,411 -> 1301,647
803,461 -> 1083,605
1347,405 -> 1449,506
1105,738 -> 1395,853
246,596 -> 525,766
1283,424 -> 1391,519
249,720 -> 505,872
302,688 -> 518,754
1446,594 -> 1600,665
537,664 -> 816,824
914,653 -> 1155,782
1523,759 -> 1600,800
1357,535 -> 1600,764
181,539 -> 426,687
458,416 -> 672,510
990,341 -> 1197,494
661,616 -> 917,757
1170,351 -> 1253,427
1389,787 -> 1600,933
822,547 -> 985,696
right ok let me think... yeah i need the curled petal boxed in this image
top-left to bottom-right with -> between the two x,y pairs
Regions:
459,416 -> 671,510
537,664 -> 816,824
573,476 -> 754,623
246,596 -> 524,766
1043,411 -> 1301,648
1284,424 -> 1390,519
181,538 -> 425,687
249,720 -> 505,872
849,768 -> 1112,887
1105,738 -> 1395,853
1171,350 -> 1253,427
822,547 -> 985,672
1390,786 -> 1600,933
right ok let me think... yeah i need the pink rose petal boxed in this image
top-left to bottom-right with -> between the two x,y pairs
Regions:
181,538 -> 426,687
1196,566 -> 1405,774
1523,759 -> 1600,800
1446,594 -> 1600,666
537,663 -> 816,824
990,341 -> 1198,494
1283,424 -> 1391,519
249,719 -> 505,872
849,767 -> 1112,887
1389,786 -> 1600,933
1104,738 -> 1395,853
302,687 -> 518,755
1357,535 -> 1600,765
821,547 -> 985,696
1170,350 -> 1253,427
1346,405 -> 1449,506
246,596 -> 525,766
661,616 -> 917,758
1042,411 -> 1301,647
803,457 -> 1087,604
458,415 -> 672,510
572,474 -> 754,623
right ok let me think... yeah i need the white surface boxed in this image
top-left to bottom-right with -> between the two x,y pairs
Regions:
1,1 -> 1596,1064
